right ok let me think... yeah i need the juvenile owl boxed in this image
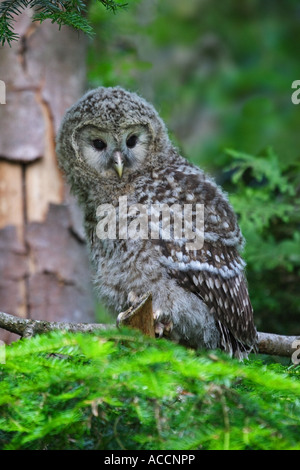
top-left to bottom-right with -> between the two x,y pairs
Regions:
56,86 -> 257,358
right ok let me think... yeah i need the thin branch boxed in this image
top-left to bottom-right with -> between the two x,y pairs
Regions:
256,331 -> 300,358
0,310 -> 111,338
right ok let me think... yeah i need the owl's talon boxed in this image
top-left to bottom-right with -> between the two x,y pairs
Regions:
128,291 -> 142,308
155,320 -> 173,338
155,322 -> 164,338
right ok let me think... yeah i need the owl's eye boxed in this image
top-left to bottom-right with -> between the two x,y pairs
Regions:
92,139 -> 107,151
126,135 -> 138,149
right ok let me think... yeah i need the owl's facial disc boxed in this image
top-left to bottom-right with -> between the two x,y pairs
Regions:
77,124 -> 151,179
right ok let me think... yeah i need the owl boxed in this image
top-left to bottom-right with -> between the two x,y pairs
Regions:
56,86 -> 257,358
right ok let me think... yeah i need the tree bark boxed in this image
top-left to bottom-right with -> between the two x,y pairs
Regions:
0,8 -> 95,343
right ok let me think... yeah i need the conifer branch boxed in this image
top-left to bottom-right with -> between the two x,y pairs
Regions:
0,0 -> 127,46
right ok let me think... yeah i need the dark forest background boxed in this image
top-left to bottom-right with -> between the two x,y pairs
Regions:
87,0 -> 300,336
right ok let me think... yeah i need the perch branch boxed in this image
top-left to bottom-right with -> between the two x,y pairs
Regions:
0,292 -> 153,338
0,310 -> 111,338
0,292 -> 299,358
256,331 -> 300,358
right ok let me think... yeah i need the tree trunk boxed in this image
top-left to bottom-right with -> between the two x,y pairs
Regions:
0,8 -> 95,343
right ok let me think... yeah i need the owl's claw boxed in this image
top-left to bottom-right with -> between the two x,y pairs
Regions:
127,291 -> 142,308
154,320 -> 173,338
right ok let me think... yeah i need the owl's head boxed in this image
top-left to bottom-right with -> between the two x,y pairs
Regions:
56,87 -> 169,182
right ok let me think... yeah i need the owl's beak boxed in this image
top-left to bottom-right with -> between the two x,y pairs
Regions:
113,152 -> 124,179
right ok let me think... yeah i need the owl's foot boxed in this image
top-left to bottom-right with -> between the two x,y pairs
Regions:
127,291 -> 143,308
153,312 -> 173,338
154,321 -> 173,338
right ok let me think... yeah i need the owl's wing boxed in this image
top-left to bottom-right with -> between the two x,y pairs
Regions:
152,169 -> 257,357
161,241 -> 257,357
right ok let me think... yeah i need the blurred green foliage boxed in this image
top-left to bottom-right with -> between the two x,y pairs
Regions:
0,330 -> 299,450
226,147 -> 300,334
88,0 -> 300,335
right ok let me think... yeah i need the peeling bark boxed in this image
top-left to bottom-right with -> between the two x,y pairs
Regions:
116,292 -> 155,337
0,9 -> 94,342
